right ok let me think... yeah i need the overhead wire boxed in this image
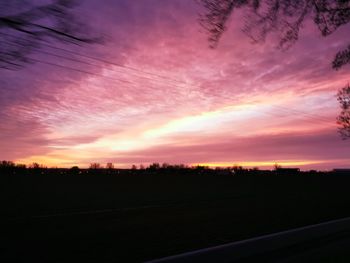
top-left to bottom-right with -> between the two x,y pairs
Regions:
30,58 -> 133,85
1,33 -> 196,92
0,31 -> 186,85
272,105 -> 331,122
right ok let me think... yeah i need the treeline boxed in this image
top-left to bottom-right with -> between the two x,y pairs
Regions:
0,160 -> 229,176
0,160 -> 332,176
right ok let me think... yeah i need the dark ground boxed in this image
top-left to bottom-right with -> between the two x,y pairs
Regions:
1,172 -> 350,262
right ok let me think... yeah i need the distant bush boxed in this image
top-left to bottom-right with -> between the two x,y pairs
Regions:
0,160 -> 15,169
0,160 -> 26,175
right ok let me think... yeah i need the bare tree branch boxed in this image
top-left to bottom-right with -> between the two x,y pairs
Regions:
199,0 -> 350,67
333,45 -> 350,70
0,0 -> 101,70
337,84 -> 350,139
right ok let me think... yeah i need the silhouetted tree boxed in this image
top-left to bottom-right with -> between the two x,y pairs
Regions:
16,164 -> 26,169
274,163 -> 282,170
337,83 -> 350,139
232,165 -> 245,175
193,165 -> 210,170
148,163 -> 160,170
106,162 -> 114,169
0,160 -> 16,175
29,162 -> 41,169
0,0 -> 101,69
0,160 -> 15,168
70,165 -> 80,174
175,164 -> 186,169
232,165 -> 243,170
161,163 -> 170,169
199,0 -> 350,69
131,164 -> 137,170
89,162 -> 101,169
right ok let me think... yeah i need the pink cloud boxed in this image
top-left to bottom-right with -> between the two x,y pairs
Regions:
1,1 -> 349,169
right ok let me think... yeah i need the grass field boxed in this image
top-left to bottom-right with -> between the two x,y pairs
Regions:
1,173 -> 350,262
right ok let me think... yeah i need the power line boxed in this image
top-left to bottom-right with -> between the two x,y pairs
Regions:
30,58 -> 133,85
34,48 -> 189,88
1,34 -> 187,88
0,31 -> 186,85
259,109 -> 335,127
271,105 -> 333,124
43,43 -> 186,85
1,32 -> 195,92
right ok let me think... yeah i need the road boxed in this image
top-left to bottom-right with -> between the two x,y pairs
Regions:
147,217 -> 350,263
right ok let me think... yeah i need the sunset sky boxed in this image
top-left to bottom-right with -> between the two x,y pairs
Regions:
1,0 -> 349,170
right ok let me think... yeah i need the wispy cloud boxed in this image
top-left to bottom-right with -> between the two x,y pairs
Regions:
1,0 -> 349,169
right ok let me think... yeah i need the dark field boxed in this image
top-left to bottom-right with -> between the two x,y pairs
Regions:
1,172 -> 350,262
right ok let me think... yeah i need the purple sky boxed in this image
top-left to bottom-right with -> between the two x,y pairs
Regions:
1,0 -> 349,170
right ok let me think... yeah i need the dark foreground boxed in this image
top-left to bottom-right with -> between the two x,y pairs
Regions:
147,216 -> 350,263
1,172 -> 350,262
